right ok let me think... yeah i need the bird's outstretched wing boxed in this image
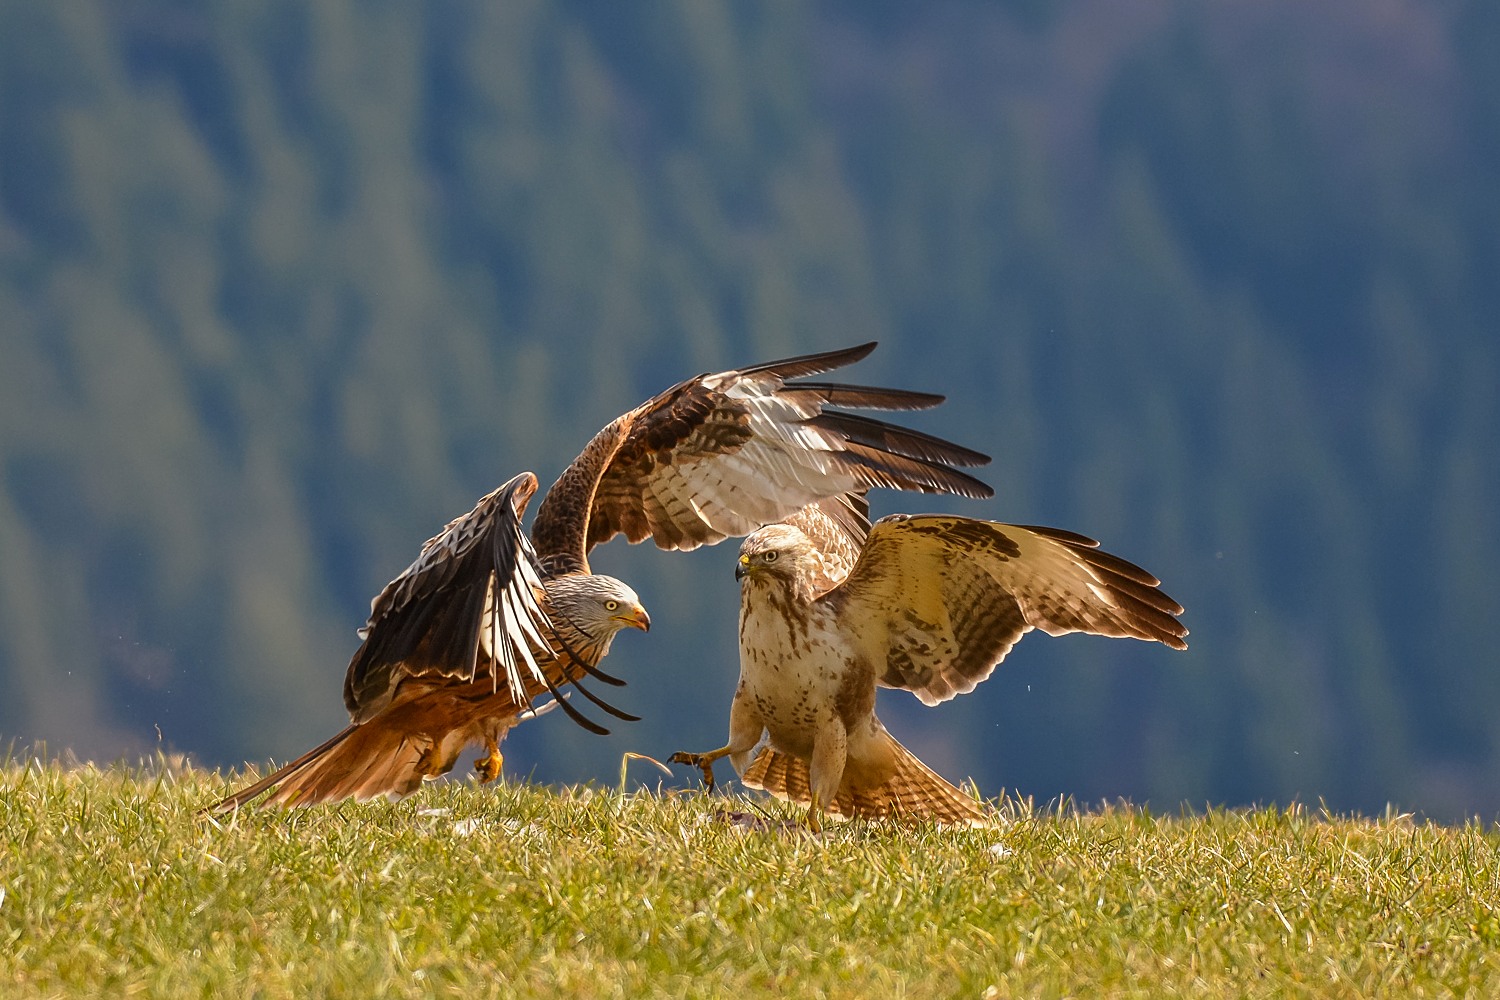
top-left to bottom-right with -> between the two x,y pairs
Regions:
342,472 -> 561,723
531,342 -> 992,573
828,515 -> 1189,706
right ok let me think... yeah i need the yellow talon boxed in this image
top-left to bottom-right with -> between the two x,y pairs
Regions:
806,794 -> 823,834
416,746 -> 447,779
669,747 -> 732,792
474,744 -> 504,784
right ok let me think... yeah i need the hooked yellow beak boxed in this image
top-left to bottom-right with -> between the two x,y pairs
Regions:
615,605 -> 651,632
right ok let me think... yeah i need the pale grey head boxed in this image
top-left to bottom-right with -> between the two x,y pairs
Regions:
544,574 -> 650,663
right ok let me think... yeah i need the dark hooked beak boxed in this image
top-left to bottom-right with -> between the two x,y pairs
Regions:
735,554 -> 751,581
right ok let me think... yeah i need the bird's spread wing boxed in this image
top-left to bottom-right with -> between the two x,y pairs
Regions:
533,343 -> 992,571
828,515 -> 1188,706
342,472 -> 561,724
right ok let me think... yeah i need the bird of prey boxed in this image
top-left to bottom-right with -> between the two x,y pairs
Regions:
672,510 -> 1188,830
208,342 -> 992,811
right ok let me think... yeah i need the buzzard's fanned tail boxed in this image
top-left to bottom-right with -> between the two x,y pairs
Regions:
864,733 -> 993,827
740,735 -> 992,828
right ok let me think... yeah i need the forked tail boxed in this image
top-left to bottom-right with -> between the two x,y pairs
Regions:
740,734 -> 992,828
204,722 -> 432,813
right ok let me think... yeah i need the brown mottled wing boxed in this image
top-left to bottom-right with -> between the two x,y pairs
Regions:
342,472 -> 561,724
554,343 -> 991,568
828,515 -> 1189,706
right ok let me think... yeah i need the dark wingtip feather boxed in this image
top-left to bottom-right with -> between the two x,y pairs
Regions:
1023,525 -> 1176,591
577,660 -> 629,686
1025,524 -> 1189,640
737,342 -> 878,380
806,411 -> 992,468
840,442 -> 995,499
785,382 -> 947,412
570,676 -> 641,721
550,628 -> 629,687
533,663 -> 611,736
1017,524 -> 1100,549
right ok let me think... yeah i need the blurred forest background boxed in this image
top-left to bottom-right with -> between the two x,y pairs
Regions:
2,1 -> 1497,821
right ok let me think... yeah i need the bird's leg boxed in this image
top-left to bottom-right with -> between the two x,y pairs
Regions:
415,737 -> 457,779
805,794 -> 824,835
473,740 -> 504,784
669,745 -> 733,792
803,721 -> 846,835
672,693 -> 764,793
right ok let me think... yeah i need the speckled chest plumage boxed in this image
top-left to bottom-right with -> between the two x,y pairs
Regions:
737,577 -> 874,759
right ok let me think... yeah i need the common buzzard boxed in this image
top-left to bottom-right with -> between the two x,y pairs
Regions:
673,510 -> 1188,829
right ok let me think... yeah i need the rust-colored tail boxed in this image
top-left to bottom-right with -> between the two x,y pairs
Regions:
205,682 -> 567,814
740,734 -> 992,828
204,721 -> 435,814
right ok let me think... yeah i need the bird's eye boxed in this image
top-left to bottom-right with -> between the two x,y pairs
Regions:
604,600 -> 619,611
763,551 -> 778,563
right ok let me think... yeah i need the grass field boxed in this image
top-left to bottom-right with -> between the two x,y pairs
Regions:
2,755 -> 1498,998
